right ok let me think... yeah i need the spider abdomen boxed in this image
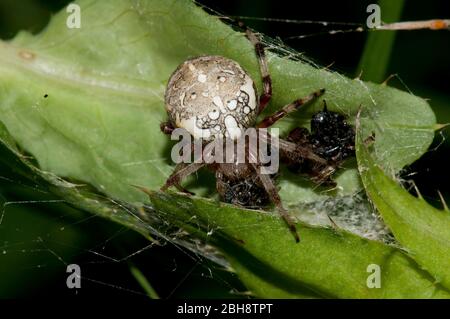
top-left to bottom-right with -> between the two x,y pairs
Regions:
164,56 -> 259,141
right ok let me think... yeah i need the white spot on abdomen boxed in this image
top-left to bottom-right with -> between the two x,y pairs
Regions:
224,115 -> 242,140
213,96 -> 227,113
178,117 -> 211,140
213,96 -> 223,107
227,99 -> 237,110
223,69 -> 235,75
208,109 -> 220,120
179,92 -> 186,107
240,79 -> 257,110
198,73 -> 207,83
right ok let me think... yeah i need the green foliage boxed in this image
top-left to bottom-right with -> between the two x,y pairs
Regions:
356,116 -> 450,290
148,190 -> 449,298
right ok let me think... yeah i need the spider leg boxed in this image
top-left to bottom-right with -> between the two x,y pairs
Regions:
165,163 -> 198,195
311,164 -> 338,186
257,89 -> 325,128
161,163 -> 206,193
278,137 -> 328,165
241,22 -> 272,114
252,164 -> 300,243
286,127 -> 310,144
160,121 -> 175,135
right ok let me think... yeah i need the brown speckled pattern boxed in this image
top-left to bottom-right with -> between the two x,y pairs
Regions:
165,56 -> 258,141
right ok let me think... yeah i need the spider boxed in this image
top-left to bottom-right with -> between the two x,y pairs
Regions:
160,27 -> 354,242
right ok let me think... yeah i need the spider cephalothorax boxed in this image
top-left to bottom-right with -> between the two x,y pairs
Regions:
217,173 -> 270,208
160,26 -> 355,242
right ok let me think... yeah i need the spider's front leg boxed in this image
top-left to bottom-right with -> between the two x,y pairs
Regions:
257,89 -> 325,128
281,130 -> 339,186
241,22 -> 272,114
244,21 -> 325,123
160,121 -> 199,194
160,121 -> 175,135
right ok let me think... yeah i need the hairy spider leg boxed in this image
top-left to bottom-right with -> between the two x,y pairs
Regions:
257,89 -> 325,128
241,22 -> 272,114
277,137 -> 327,164
161,163 -> 206,192
160,121 -> 175,135
160,122 -> 201,194
162,162 -> 199,195
251,163 -> 300,242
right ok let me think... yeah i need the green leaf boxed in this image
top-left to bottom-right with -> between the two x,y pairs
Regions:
147,190 -> 449,298
0,0 -> 435,207
129,265 -> 160,299
356,115 -> 450,290
2,122 -> 448,298
0,121 -> 155,242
